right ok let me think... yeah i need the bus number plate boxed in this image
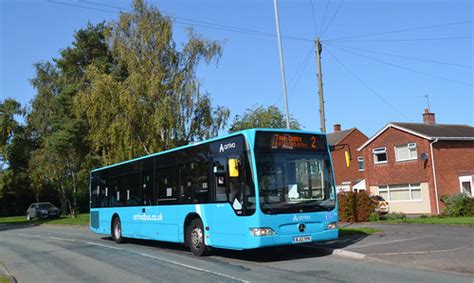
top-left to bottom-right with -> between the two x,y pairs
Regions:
293,236 -> 312,243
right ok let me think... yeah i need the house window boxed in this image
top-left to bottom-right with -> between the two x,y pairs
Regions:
357,157 -> 364,171
373,147 -> 387,164
459,176 -> 473,197
395,143 -> 417,162
378,183 -> 421,202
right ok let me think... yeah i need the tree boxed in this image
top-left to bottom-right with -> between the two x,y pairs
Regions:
27,23 -> 111,216
75,0 -> 229,164
0,99 -> 34,215
229,105 -> 301,133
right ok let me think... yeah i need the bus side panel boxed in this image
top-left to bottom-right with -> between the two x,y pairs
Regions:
139,205 -> 180,242
207,203 -> 260,250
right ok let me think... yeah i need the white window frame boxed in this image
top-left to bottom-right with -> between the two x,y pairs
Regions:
394,143 -> 418,162
459,176 -> 473,197
378,183 -> 422,202
357,157 -> 364,171
373,147 -> 388,164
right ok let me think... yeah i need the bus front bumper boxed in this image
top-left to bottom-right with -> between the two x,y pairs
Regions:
245,228 -> 338,249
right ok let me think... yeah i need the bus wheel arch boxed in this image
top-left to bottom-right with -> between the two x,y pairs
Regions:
111,214 -> 125,244
184,214 -> 209,256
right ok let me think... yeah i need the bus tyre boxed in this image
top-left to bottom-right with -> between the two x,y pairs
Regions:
112,217 -> 125,244
187,218 -> 209,256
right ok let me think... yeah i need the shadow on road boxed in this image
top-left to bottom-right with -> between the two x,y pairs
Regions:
101,233 -> 369,263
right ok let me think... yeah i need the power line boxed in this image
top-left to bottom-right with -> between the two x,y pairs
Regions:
326,36 -> 474,43
324,47 -> 410,119
309,0 -> 318,37
274,44 -> 315,107
62,0 -> 314,42
47,0 -> 117,14
325,42 -> 473,69
319,0 -> 331,36
289,45 -> 315,94
329,44 -> 473,87
325,20 -> 474,42
320,0 -> 345,38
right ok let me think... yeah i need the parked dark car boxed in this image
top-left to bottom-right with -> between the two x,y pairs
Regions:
26,202 -> 61,220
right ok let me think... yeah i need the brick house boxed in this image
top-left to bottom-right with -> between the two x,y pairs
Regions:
327,124 -> 368,192
358,109 -> 474,215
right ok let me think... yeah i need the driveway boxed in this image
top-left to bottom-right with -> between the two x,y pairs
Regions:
313,223 -> 474,275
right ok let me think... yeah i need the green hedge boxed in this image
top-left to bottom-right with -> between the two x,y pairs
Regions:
338,191 -> 376,223
441,194 -> 474,217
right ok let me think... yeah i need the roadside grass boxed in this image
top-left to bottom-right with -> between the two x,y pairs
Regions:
382,216 -> 474,226
339,227 -> 383,237
0,213 -> 89,226
0,275 -> 10,283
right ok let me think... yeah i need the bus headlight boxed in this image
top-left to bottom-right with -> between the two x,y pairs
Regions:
249,228 -> 275,237
327,222 -> 338,230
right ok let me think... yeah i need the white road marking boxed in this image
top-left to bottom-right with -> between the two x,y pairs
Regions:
368,245 -> 472,256
85,241 -> 125,252
15,231 -> 247,282
138,252 -> 249,283
349,236 -> 430,249
48,236 -> 77,242
16,233 -> 41,238
82,241 -> 248,282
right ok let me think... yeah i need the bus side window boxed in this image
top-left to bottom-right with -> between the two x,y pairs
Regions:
142,158 -> 154,205
156,166 -> 179,204
213,157 -> 227,202
228,156 -> 243,213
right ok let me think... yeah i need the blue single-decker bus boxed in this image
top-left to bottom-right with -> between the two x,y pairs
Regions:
89,129 -> 338,256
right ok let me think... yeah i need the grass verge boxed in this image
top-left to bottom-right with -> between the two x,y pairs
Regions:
382,216 -> 474,226
339,227 -> 383,237
0,213 -> 89,226
0,275 -> 10,283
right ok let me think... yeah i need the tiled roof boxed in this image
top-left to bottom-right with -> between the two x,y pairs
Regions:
391,123 -> 474,139
327,128 -> 355,145
358,123 -> 474,151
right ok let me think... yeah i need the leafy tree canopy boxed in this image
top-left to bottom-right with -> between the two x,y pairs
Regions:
75,0 -> 229,164
229,105 -> 301,133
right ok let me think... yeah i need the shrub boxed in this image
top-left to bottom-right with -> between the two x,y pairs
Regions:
369,212 -> 379,222
380,212 -> 406,220
419,214 -> 428,218
441,194 -> 474,217
338,191 -> 376,223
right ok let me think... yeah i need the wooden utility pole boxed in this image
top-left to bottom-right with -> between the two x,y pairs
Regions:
315,37 -> 326,133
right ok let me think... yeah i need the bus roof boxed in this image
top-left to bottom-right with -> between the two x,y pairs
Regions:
90,128 -> 325,173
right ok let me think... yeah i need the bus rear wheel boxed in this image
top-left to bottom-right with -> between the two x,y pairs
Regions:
112,217 -> 125,244
186,218 -> 209,256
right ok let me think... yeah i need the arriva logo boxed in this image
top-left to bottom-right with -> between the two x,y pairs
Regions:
219,142 -> 236,153
133,212 -> 164,222
293,215 -> 310,222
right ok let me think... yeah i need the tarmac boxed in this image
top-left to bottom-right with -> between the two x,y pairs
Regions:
312,222 -> 474,275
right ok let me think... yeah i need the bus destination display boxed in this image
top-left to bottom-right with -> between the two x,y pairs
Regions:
255,132 -> 327,151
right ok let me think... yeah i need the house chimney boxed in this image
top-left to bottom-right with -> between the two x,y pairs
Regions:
333,124 -> 341,132
423,109 -> 436,124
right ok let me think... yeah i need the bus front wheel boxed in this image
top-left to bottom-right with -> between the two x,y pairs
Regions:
112,217 -> 125,244
186,218 -> 209,256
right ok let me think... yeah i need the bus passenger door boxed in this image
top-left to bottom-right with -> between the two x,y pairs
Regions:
209,155 -> 247,248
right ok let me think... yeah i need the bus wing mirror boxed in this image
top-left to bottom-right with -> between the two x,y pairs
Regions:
228,159 -> 239,177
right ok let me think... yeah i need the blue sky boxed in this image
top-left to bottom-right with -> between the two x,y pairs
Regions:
1,0 -> 473,137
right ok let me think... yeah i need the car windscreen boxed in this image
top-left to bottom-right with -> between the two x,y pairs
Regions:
38,203 -> 54,209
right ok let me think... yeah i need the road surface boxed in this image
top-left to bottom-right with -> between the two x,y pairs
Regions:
0,225 -> 472,283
